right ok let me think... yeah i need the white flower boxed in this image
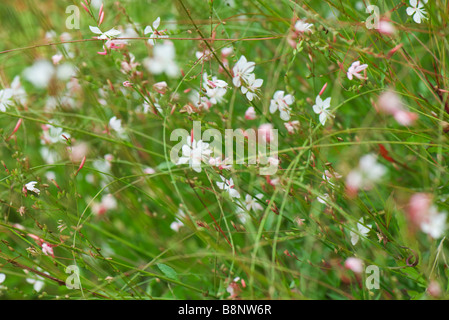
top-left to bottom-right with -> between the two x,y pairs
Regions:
420,206 -> 447,239
312,95 -> 332,126
25,181 -> 40,195
23,60 -> 55,89
10,76 -> 27,106
0,89 -> 13,112
216,175 -> 240,198
294,19 -> 313,33
241,73 -> 263,101
0,273 -> 5,284
170,208 -> 186,232
203,72 -> 228,104
109,116 -> 126,137
243,193 -> 264,212
24,269 -> 47,292
89,26 -> 121,39
317,193 -> 330,204
232,55 -> 255,88
406,0 -> 428,24
177,139 -> 213,173
346,154 -> 386,192
350,218 -> 371,245
270,90 -> 294,121
144,17 -> 168,45
347,61 -> 368,80
41,122 -> 70,144
143,41 -> 179,78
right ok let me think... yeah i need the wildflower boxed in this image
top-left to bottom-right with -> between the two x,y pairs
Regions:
25,181 -> 40,195
322,169 -> 342,187
294,19 -> 313,33
28,234 -> 54,257
406,0 -> 428,24
89,26 -> 121,39
347,61 -> 368,80
377,20 -> 396,35
92,194 -> 118,216
143,41 -> 179,78
245,106 -> 256,120
216,175 -> 240,199
270,90 -> 295,121
202,72 -> 228,104
195,49 -> 212,61
242,193 -> 264,212
144,167 -> 156,174
41,122 -> 71,144
209,157 -> 232,170
345,257 -> 364,274
177,139 -> 213,173
377,90 -> 418,126
317,193 -> 330,204
153,81 -> 168,94
346,154 -> 386,193
427,281 -> 442,298
284,120 -> 300,134
312,95 -> 333,126
144,17 -> 168,45
232,55 -> 255,88
350,218 -> 371,245
170,208 -> 186,232
258,123 -> 275,142
109,116 -> 125,137
241,73 -> 263,101
420,206 -> 447,239
23,60 -> 55,89
24,269 -> 47,292
0,89 -> 13,112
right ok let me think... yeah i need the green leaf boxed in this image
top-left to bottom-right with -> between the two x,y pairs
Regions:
157,263 -> 179,281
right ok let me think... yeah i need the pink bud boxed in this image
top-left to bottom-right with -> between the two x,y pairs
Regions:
319,83 -> 327,96
99,10 -> 105,26
80,1 -> 90,13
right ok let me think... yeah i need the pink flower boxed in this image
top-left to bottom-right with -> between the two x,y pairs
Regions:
284,121 -> 300,134
377,20 -> 396,35
245,106 -> 256,120
28,234 -> 55,257
258,123 -> 274,142
347,61 -> 368,80
377,90 -> 418,126
345,257 -> 364,274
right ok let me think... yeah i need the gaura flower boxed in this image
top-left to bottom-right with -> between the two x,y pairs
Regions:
89,26 -> 121,40
270,90 -> 294,121
177,139 -> 213,173
347,61 -> 368,80
144,17 -> 168,45
406,0 -> 428,24
216,175 -> 241,199
350,218 -> 371,245
312,95 -> 333,126
25,181 -> 40,195
232,55 -> 255,88
240,73 -> 263,101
